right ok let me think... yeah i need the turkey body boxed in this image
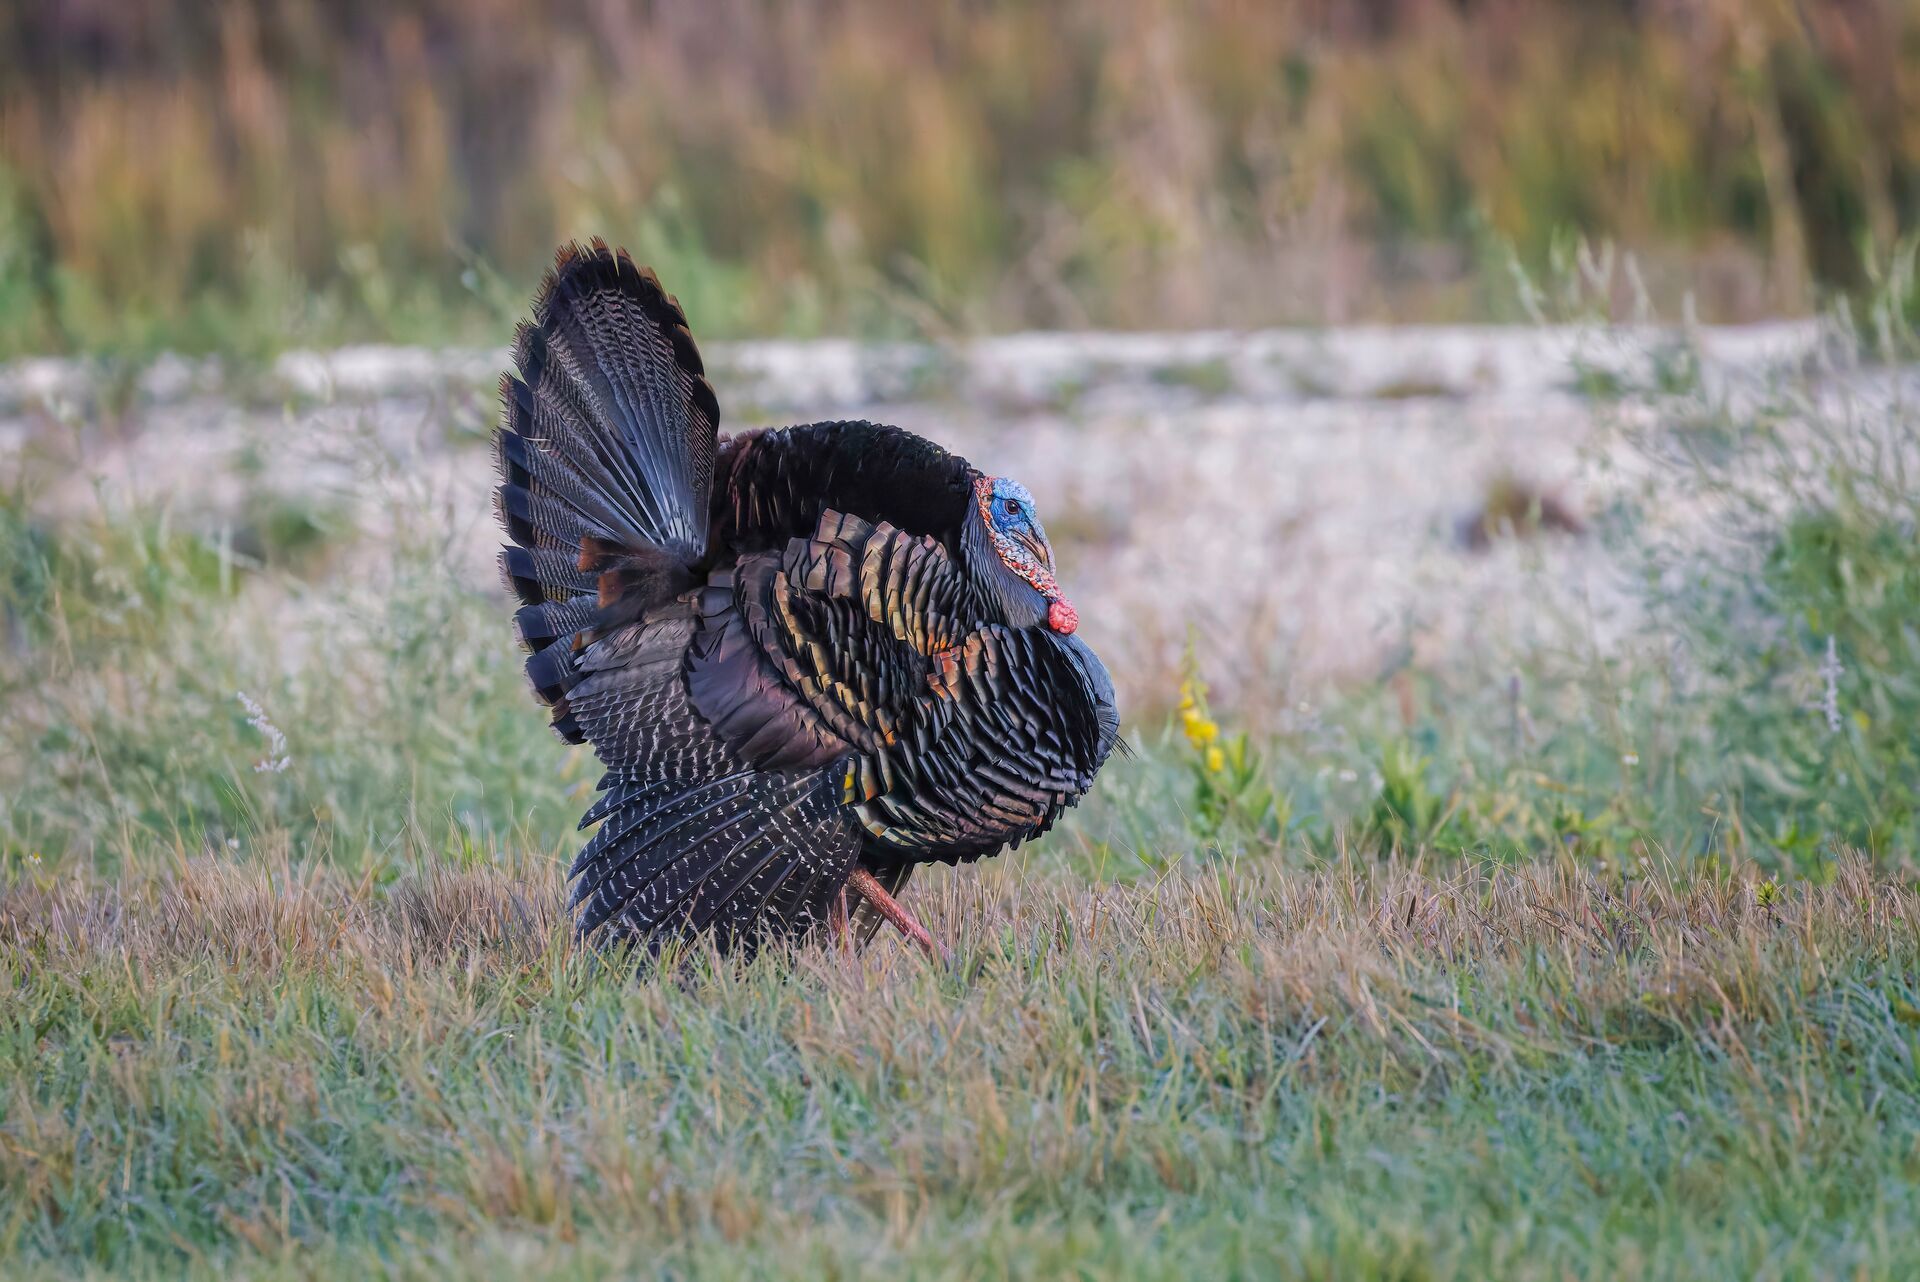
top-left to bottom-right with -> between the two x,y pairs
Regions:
496,242 -> 1119,954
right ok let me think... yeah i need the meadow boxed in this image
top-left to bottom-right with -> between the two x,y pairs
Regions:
6,850 -> 1919,1278
3,247 -> 1920,1276
8,4 -> 1920,1273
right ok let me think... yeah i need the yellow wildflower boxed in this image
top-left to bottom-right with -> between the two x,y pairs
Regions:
1182,710 -> 1219,745
1205,745 -> 1226,773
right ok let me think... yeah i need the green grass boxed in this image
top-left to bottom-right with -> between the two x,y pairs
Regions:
6,855 -> 1919,1279
5,298 -> 1920,1274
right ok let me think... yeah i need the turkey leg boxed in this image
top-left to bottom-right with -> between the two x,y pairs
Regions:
845,867 -> 942,959
827,885 -> 852,951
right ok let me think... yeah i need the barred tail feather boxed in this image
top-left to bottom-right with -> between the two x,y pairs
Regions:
494,240 -> 721,739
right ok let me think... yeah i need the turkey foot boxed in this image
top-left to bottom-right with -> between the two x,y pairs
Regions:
828,885 -> 852,951
845,867 -> 942,960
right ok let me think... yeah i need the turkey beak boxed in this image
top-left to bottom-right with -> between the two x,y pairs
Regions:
1013,529 -> 1054,572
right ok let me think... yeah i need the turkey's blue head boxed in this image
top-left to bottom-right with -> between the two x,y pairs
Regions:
967,475 -> 1078,635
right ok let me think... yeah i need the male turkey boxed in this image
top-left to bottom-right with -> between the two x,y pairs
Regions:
495,241 -> 1119,956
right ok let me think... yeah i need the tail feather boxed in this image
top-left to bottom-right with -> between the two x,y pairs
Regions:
512,597 -> 601,650
505,341 -> 659,542
495,240 -> 721,739
498,545 -> 592,610
516,244 -> 718,558
524,641 -> 587,710
494,416 -> 652,551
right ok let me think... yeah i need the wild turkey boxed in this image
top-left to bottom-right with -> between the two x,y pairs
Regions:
495,241 -> 1119,956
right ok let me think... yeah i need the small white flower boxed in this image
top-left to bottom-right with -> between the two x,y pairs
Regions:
237,691 -> 292,774
1337,768 -> 1359,783
1621,752 -> 1640,766
1814,635 -> 1843,735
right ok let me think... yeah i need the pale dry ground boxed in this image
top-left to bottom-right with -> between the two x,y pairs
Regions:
0,323 -> 1827,723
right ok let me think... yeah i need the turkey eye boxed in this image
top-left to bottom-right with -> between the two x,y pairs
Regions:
1003,500 -> 1021,516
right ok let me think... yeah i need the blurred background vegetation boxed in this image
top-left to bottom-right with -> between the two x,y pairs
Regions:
3,0 -> 1918,357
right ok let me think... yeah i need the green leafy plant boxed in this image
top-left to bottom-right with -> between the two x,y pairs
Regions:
1358,738 -> 1457,854
1174,651 -> 1283,851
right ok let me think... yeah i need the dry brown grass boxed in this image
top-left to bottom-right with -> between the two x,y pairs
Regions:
3,854 -> 562,977
7,852 -> 1913,1060
5,854 -> 1919,1276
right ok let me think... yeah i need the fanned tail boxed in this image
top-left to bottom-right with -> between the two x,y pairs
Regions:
494,239 -> 722,740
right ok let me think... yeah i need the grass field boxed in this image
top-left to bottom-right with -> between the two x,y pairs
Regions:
5,286 -> 1920,1275
6,855 -> 1919,1279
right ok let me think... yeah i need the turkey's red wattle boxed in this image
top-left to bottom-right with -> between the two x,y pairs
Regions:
1048,599 -> 1079,634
